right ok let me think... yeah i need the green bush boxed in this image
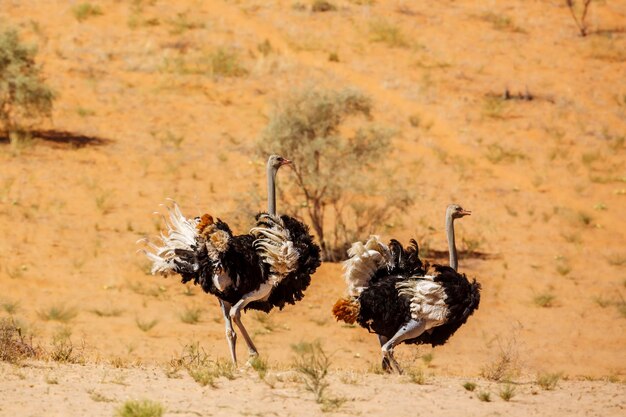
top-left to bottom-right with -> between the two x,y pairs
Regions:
259,87 -> 412,260
0,29 -> 54,143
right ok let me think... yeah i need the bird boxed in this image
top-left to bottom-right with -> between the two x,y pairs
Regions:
141,155 -> 321,365
332,204 -> 481,373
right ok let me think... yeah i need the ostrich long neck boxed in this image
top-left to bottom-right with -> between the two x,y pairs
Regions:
267,162 -> 277,216
446,214 -> 458,271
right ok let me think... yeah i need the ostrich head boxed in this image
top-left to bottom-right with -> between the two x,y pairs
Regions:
446,204 -> 471,220
267,154 -> 292,173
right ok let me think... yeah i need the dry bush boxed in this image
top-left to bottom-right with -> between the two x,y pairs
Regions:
168,342 -> 235,387
259,87 -> 413,260
481,334 -> 521,381
0,29 -> 55,144
292,341 -> 331,402
566,0 -> 593,37
537,372 -> 561,390
0,318 -> 38,363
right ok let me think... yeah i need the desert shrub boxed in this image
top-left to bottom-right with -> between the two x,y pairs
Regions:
481,334 -> 520,381
115,400 -> 164,417
0,29 -> 55,143
312,0 -> 337,12
537,372 -> 561,390
292,341 -> 331,403
258,87 -> 413,260
0,318 -> 38,363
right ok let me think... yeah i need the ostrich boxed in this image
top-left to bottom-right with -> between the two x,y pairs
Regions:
142,155 -> 321,365
332,204 -> 481,373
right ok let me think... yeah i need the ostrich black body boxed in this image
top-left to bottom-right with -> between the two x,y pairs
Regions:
173,214 -> 320,313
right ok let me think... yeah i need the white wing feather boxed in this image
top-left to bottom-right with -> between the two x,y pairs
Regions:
250,214 -> 298,286
342,235 -> 391,297
396,277 -> 449,325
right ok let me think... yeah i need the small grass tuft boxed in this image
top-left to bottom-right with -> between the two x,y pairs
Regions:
369,19 -> 408,48
463,381 -> 477,391
536,372 -> 561,390
533,293 -> 556,308
312,0 -> 337,12
115,399 -> 164,417
421,352 -> 434,367
136,318 -> 158,332
179,307 -> 202,325
292,341 -> 331,403
406,367 -> 426,384
249,356 -> 269,379
72,3 -> 103,22
477,391 -> 491,402
499,384 -> 516,401
91,306 -> 123,317
37,305 -> 78,323
1,300 -> 19,315
208,47 -> 248,78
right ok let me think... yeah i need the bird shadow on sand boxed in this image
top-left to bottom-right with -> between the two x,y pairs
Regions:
0,129 -> 111,149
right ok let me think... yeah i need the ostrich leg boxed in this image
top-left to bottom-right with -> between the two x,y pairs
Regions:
229,283 -> 272,358
378,335 -> 391,372
381,319 -> 428,374
220,300 -> 238,365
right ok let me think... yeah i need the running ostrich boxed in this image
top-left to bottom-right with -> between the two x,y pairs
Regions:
142,155 -> 321,365
332,204 -> 481,373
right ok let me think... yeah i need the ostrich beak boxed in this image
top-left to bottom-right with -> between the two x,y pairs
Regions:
281,159 -> 292,166
460,209 -> 472,216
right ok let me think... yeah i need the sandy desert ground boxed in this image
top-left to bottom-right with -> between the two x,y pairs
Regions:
1,0 -> 625,416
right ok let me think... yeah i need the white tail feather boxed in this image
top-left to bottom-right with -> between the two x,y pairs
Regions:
250,214 -> 298,286
342,235 -> 390,297
141,201 -> 199,276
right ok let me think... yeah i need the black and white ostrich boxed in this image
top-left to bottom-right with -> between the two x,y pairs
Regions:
142,155 -> 321,364
332,204 -> 481,373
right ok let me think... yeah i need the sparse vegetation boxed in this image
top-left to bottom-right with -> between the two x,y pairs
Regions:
537,372 -> 561,390
533,293 -> 556,308
0,318 -> 38,363
421,352 -> 434,367
477,391 -> 491,402
136,318 -> 158,332
259,87 -> 411,260
292,341 -> 331,403
72,2 -> 103,22
167,12 -> 205,35
369,19 -> 408,48
115,400 -> 164,417
499,384 -> 516,401
208,48 -> 248,78
37,304 -> 78,323
463,381 -> 477,391
249,356 -> 269,379
481,335 -> 520,381
1,300 -> 19,315
406,367 -> 426,384
479,12 -> 526,33
48,330 -> 84,363
179,306 -> 202,324
485,144 -> 527,164
90,306 -> 123,317
312,0 -> 337,12
169,342 -> 235,387
0,29 -> 55,144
